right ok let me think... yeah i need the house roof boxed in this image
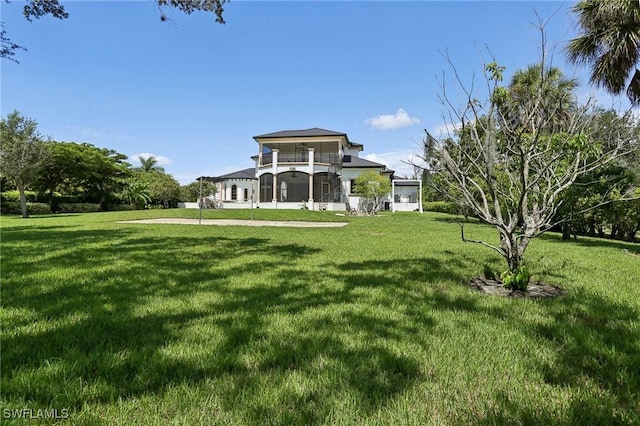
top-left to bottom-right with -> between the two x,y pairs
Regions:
347,141 -> 363,151
393,179 -> 421,186
254,128 -> 348,140
201,167 -> 257,182
341,156 -> 387,169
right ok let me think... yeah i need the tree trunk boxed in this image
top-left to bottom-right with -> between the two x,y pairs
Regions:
561,223 -> 571,241
17,182 -> 29,218
500,231 -> 522,273
48,188 -> 55,212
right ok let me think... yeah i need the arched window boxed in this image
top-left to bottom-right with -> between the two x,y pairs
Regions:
231,185 -> 237,200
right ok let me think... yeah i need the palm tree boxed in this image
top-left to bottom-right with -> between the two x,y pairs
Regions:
504,64 -> 578,132
566,0 -> 640,105
137,155 -> 165,173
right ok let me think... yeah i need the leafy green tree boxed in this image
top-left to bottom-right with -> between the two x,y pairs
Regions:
36,141 -> 83,207
180,180 -> 217,202
74,144 -> 131,208
120,178 -> 152,209
567,0 -> 640,105
354,171 -> 392,215
2,0 -> 228,61
136,170 -> 181,208
556,109 -> 640,241
0,110 -> 48,217
1,23 -> 26,63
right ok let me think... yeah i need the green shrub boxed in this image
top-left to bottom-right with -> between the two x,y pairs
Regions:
58,203 -> 101,213
1,202 -> 51,215
423,201 -> 474,217
104,203 -> 138,211
501,266 -> 531,291
423,201 -> 459,215
1,190 -> 37,202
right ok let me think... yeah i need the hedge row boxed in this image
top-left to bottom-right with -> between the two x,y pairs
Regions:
1,190 -> 38,203
1,202 -> 141,215
103,204 -> 138,211
1,202 -> 51,215
423,201 -> 459,215
58,203 -> 101,213
423,201 -> 474,217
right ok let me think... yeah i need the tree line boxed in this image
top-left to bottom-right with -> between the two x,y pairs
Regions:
0,110 -> 216,217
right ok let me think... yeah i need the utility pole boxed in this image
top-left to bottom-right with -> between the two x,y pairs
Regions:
198,176 -> 203,225
250,186 -> 254,220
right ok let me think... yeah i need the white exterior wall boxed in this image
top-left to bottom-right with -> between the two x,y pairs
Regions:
341,168 -> 392,211
219,179 -> 258,203
391,181 -> 423,213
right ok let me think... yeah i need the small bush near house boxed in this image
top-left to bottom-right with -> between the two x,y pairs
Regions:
58,203 -> 101,213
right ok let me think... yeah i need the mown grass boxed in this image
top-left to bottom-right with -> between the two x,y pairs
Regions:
1,210 -> 639,425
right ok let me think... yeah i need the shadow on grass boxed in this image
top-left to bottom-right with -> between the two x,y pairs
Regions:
538,231 -> 640,251
2,226 -> 445,423
474,288 -> 640,425
433,216 -> 481,224
3,225 -> 639,423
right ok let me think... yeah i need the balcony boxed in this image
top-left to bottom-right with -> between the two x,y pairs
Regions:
260,152 -> 341,167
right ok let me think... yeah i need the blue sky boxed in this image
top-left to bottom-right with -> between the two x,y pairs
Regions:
0,1 -> 616,183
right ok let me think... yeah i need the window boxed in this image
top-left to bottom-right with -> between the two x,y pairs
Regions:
244,188 -> 249,201
260,174 -> 273,202
231,185 -> 237,201
350,180 -> 357,194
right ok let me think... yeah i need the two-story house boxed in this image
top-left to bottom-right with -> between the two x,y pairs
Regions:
201,128 -> 422,212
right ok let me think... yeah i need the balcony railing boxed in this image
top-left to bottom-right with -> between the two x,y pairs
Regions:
260,152 -> 341,166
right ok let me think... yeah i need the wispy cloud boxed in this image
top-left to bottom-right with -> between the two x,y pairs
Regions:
130,152 -> 172,166
364,149 -> 426,178
365,108 -> 420,130
67,126 -> 132,142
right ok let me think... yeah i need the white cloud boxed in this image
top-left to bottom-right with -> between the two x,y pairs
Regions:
130,152 -> 172,166
429,121 -> 461,138
364,149 -> 427,178
365,108 -> 420,130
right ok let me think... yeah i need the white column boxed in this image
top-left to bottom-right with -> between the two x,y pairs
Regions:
308,148 -> 315,209
272,149 -> 279,203
419,179 -> 423,213
391,181 -> 395,213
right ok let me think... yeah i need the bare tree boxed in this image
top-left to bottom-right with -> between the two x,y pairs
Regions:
417,27 -> 639,280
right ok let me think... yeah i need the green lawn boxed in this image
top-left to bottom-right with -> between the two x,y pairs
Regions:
1,210 -> 639,425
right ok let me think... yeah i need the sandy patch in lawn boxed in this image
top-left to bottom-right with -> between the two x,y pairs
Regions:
117,218 -> 349,227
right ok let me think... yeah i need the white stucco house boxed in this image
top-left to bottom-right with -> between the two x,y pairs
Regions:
195,128 -> 422,212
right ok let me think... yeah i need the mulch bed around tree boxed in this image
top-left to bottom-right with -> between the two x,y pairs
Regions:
468,276 -> 567,298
